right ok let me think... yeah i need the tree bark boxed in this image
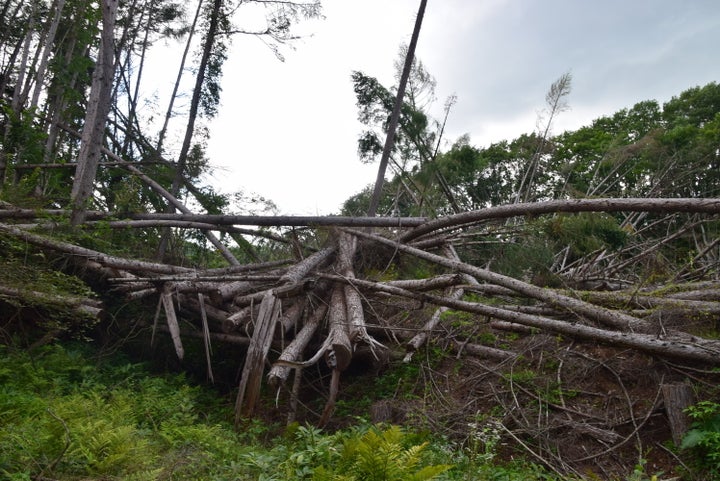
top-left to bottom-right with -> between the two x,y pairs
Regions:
662,383 -> 695,447
29,0 -> 66,111
235,289 -> 281,423
326,284 -> 352,371
401,198 -> 720,242
161,284 -> 184,360
268,301 -> 329,387
70,0 -> 119,226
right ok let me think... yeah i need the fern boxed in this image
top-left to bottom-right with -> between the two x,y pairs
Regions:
315,425 -> 451,481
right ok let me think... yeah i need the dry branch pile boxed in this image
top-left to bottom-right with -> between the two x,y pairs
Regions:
1,198 -> 719,436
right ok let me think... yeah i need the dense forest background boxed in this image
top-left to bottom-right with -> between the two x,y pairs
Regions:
1,1 -> 720,480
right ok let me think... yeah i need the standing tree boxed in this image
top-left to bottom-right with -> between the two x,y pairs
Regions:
70,0 -> 119,226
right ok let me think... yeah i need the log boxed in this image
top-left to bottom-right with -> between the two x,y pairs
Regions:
348,227 -> 654,333
456,341 -> 515,361
322,274 -> 720,365
0,223 -> 193,275
235,290 -> 281,422
267,301 -> 328,386
160,285 -> 184,360
0,284 -> 103,318
336,231 -> 369,342
279,246 -> 335,284
490,320 -> 536,334
326,284 -> 352,371
400,198 -> 720,242
222,304 -> 260,333
384,273 -> 465,291
277,297 -> 306,336
210,277 -> 273,303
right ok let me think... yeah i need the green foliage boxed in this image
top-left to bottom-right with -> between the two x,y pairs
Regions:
0,343 -> 245,480
0,342 -> 571,481
624,457 -> 662,481
312,425 -> 451,481
681,400 -> 720,478
372,360 -> 422,400
0,233 -> 100,339
544,213 -> 627,260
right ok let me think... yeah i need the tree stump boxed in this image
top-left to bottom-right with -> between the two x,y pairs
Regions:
661,383 -> 695,447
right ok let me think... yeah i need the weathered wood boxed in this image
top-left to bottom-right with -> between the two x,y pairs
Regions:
211,279 -> 268,303
0,207 -> 429,227
322,273 -> 720,365
326,285 -> 352,372
456,341 -> 515,361
280,247 -> 335,284
662,383 -> 695,446
0,284 -> 103,318
161,285 -> 184,360
0,223 -> 193,275
490,320 -> 536,334
198,293 -> 214,383
384,273 -> 465,291
336,231 -> 370,342
400,198 -> 720,242
347,227 -> 654,333
268,296 -> 330,386
235,290 -> 281,423
222,304 -> 260,333
277,298 -> 306,336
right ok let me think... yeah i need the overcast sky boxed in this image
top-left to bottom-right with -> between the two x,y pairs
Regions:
198,0 -> 720,215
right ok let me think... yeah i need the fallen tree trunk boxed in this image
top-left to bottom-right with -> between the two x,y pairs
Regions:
0,223 -> 193,275
268,300 -> 329,387
347,227 -> 655,333
235,290 -> 281,422
322,274 -> 720,365
400,198 -> 720,242
0,207 -> 428,227
0,284 -> 103,318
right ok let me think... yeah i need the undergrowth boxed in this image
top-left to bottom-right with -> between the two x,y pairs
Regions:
0,342 -> 566,481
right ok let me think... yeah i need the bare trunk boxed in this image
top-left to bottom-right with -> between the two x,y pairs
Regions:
367,0 -> 427,217
70,0 -> 119,226
29,0 -> 65,111
234,289 -> 281,423
161,284 -> 184,360
158,0 -> 222,259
